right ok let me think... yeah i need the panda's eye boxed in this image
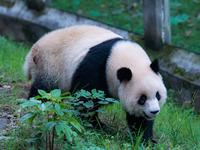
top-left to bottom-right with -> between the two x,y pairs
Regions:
156,91 -> 161,101
138,94 -> 147,105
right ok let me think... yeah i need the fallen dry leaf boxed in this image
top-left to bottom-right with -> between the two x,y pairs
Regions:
28,82 -> 32,87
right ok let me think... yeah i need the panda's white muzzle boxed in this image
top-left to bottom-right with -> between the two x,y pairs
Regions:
144,99 -> 160,120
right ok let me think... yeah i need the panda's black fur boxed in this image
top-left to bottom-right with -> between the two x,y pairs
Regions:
71,38 -> 123,95
25,25 -> 167,143
28,75 -> 59,99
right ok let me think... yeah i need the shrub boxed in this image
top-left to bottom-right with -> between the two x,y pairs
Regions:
17,89 -> 118,149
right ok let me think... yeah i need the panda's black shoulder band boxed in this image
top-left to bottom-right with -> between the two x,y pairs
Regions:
71,37 -> 124,95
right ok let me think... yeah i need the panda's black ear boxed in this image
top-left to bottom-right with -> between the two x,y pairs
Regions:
150,59 -> 159,74
117,67 -> 132,82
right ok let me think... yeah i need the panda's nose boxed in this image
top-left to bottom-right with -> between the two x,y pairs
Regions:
150,110 -> 159,114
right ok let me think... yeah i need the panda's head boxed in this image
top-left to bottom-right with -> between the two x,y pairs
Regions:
117,59 -> 167,120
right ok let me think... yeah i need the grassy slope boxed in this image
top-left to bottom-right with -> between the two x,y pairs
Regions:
0,36 -> 30,107
51,0 -> 200,53
0,36 -> 199,149
0,36 -> 29,82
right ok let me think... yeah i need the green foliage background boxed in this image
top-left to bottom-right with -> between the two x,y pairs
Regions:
51,0 -> 200,53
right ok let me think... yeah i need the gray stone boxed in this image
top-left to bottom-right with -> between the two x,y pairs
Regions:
0,0 -> 129,42
0,118 -> 9,130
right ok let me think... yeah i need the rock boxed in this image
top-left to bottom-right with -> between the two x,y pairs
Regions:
0,118 -> 9,130
2,113 -> 8,118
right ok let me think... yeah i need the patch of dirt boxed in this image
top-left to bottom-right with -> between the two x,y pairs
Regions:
0,81 -> 30,139
0,81 -> 30,101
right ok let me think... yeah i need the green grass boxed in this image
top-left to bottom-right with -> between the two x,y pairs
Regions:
0,36 -> 30,106
51,0 -> 200,53
0,37 -> 200,149
0,36 -> 30,82
100,100 -> 200,149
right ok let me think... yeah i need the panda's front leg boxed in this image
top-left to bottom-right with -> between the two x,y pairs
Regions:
126,112 -> 155,142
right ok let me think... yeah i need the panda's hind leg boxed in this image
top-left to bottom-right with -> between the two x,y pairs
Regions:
28,75 -> 58,99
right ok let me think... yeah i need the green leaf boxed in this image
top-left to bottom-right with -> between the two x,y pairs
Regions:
59,122 -> 72,142
105,98 -> 118,103
30,99 -> 42,104
28,114 -> 37,124
21,101 -> 39,108
70,122 -> 83,133
46,121 -> 56,130
83,101 -> 94,108
45,101 -> 52,107
37,103 -> 46,111
51,89 -> 61,98
35,121 -> 44,126
60,91 -> 70,96
55,103 -> 64,116
59,102 -> 66,109
38,89 -> 47,96
55,124 -> 62,138
91,89 -> 105,99
69,117 -> 84,132
41,103 -> 46,111
76,89 -> 91,98
19,113 -> 35,123
98,101 -> 109,105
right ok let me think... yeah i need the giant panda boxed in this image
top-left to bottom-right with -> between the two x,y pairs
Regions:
24,25 -> 167,142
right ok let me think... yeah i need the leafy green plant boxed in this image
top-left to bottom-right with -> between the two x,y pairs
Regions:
18,89 -> 84,149
67,89 -> 118,127
17,89 -> 118,149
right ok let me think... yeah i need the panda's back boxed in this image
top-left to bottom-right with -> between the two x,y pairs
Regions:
24,25 -> 121,92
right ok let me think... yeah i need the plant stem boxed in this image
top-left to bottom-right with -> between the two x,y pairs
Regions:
46,134 -> 48,150
52,113 -> 56,150
47,111 -> 52,150
49,132 -> 51,150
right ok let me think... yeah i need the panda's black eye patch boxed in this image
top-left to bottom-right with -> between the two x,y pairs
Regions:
156,91 -> 161,101
138,94 -> 147,105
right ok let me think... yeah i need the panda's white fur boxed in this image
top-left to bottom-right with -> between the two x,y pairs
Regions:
24,25 -> 167,140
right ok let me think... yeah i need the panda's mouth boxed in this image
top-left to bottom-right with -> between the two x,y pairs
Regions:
143,112 -> 155,120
